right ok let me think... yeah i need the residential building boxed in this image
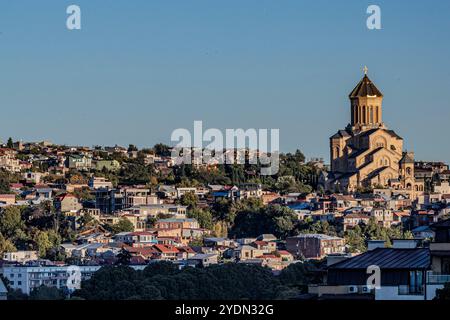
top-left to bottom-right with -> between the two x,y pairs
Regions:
187,253 -> 218,267
155,218 -> 199,230
3,251 -> 39,263
153,244 -> 179,261
0,265 -> 101,295
311,245 -> 430,300
54,193 -> 82,213
0,148 -> 20,172
343,213 -> 371,230
370,208 -> 393,227
88,177 -> 113,189
239,183 -> 263,199
0,194 -> 15,205
126,204 -> 186,218
286,234 -> 346,259
310,221 -> 450,301
22,172 -> 44,184
66,154 -> 92,171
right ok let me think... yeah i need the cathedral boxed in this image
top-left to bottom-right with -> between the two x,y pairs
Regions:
323,68 -> 424,198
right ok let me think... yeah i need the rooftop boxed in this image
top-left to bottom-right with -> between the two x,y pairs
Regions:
328,248 -> 430,270
349,74 -> 383,98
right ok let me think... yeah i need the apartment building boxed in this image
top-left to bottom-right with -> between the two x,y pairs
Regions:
3,251 -> 39,263
286,234 -> 346,259
0,265 -> 101,295
0,148 -> 20,172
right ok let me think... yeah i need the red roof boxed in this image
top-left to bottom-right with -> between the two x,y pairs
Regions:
0,194 -> 15,199
253,241 -> 268,246
256,254 -> 279,259
345,213 -> 370,219
178,246 -> 196,253
127,247 -> 157,256
130,256 -> 147,265
394,212 -> 410,217
55,193 -> 77,201
129,231 -> 155,236
154,244 -> 179,253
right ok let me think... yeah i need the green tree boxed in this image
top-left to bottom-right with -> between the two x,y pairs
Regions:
33,230 -> 53,257
116,248 -> 132,265
109,219 -> 134,234
0,206 -> 25,239
6,137 -> 13,149
436,282 -> 450,300
128,144 -> 138,152
0,169 -> 12,193
230,204 -> 298,239
187,209 -> 213,229
153,143 -> 171,157
29,285 -> 65,300
278,261 -> 321,293
180,191 -> 198,209
0,233 -> 16,255
344,225 -> 366,253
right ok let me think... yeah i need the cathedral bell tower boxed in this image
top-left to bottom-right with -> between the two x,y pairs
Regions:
348,67 -> 384,132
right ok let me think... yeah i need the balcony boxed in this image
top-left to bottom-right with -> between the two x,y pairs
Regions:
398,285 -> 424,296
430,243 -> 450,251
427,272 -> 450,285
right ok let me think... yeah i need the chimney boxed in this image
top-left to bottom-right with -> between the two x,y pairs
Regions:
367,240 -> 386,251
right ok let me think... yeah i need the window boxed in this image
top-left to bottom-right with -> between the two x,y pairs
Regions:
370,106 -> 374,123
409,271 -> 424,294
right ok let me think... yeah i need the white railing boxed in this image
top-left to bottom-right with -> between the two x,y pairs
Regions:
427,272 -> 450,284
398,285 -> 424,295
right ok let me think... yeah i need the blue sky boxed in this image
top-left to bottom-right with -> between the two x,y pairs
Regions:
0,0 -> 449,163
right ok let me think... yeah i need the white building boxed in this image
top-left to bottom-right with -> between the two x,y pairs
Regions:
0,264 -> 146,295
3,251 -> 39,264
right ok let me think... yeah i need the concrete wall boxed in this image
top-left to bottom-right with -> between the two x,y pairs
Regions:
375,287 -> 424,300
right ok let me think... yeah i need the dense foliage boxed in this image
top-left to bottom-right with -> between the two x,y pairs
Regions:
73,261 -> 319,300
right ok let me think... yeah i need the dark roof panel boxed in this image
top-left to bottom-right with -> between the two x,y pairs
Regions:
328,248 -> 430,270
400,152 -> 415,164
349,75 -> 383,98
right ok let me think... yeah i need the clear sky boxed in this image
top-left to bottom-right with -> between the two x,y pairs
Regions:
1,0 -> 449,163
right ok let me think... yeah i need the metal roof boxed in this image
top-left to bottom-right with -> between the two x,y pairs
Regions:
349,74 -> 383,98
328,248 -> 430,270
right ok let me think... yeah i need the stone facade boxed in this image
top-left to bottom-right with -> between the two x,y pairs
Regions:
324,71 -> 424,198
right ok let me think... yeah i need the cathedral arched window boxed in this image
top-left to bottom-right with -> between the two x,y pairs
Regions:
333,147 -> 340,158
362,106 -> 366,123
370,106 -> 374,123
406,167 -> 412,176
